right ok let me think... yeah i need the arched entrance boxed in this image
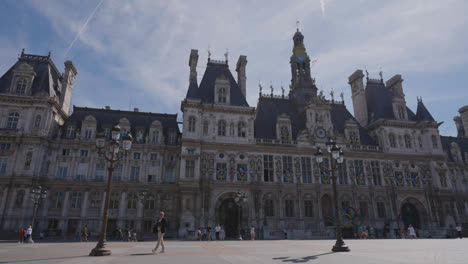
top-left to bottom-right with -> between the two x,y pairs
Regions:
321,194 -> 334,226
218,198 -> 241,239
401,202 -> 420,229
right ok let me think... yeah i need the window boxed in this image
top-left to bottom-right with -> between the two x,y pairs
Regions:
203,121 -> 209,135
229,123 -> 235,136
371,161 -> 382,186
304,200 -> 314,217
377,202 -> 386,218
66,126 -> 75,138
237,122 -> 246,137
337,162 -> 348,184
80,150 -> 88,157
263,155 -> 274,182
34,115 -> 41,128
0,143 -> 11,150
265,199 -> 274,217
218,88 -> 226,103
432,135 -> 438,148
285,200 -> 294,217
301,157 -> 312,183
320,158 -> 330,184
145,197 -> 155,210
218,120 -> 226,136
71,192 -> 82,209
15,79 -> 27,94
187,149 -> 195,155
148,174 -> 157,182
113,164 -> 122,181
104,128 -> 110,139
143,221 -> 153,232
62,149 -> 70,156
451,180 -> 457,192
15,190 -> 25,207
127,193 -> 137,209
280,126 -> 290,140
0,158 -> 8,174
188,116 -> 196,132
418,136 -> 423,148
185,160 -> 195,178
76,163 -> 88,180
136,130 -> 144,143
389,133 -> 396,148
164,167 -> 174,183
133,152 -> 141,160
152,131 -> 159,143
51,192 -> 63,209
354,160 -> 365,185
84,128 -> 92,139
216,163 -> 227,180
130,166 -> 140,181
90,192 -> 101,209
119,128 -> 127,140
6,112 -> 19,129
404,134 -> 412,148
282,156 -> 293,183
57,167 -> 68,179
109,192 -> 120,209
150,153 -> 158,160
168,133 -> 176,144
95,164 -> 105,181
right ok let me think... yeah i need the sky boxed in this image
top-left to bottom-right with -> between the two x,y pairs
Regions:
1,0 -> 467,136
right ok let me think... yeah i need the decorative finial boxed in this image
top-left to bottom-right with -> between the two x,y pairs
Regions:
340,91 -> 344,102
270,82 -> 274,97
330,89 -> 334,102
296,20 -> 300,31
281,84 -> 285,98
365,66 -> 369,80
258,81 -> 263,95
21,48 -> 25,56
224,48 -> 229,62
379,66 -> 383,82
48,51 -> 51,58
207,46 -> 211,62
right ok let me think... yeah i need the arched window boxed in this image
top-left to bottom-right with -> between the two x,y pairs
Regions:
218,88 -> 226,103
71,192 -> 82,209
237,122 -> 246,137
188,116 -> 196,132
389,133 -> 396,148
127,192 -> 137,209
152,130 -> 159,143
218,120 -> 226,136
34,115 -> 41,128
404,134 -> 412,148
203,121 -> 209,135
66,126 -> 75,138
431,135 -> 438,148
15,79 -> 27,94
265,199 -> 274,217
6,112 -> 19,129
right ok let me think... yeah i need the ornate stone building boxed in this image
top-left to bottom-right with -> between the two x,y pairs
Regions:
0,30 -> 467,239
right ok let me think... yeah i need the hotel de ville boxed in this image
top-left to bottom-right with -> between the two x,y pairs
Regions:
0,28 -> 467,240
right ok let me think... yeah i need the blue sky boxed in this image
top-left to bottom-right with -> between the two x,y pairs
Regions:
1,0 -> 467,136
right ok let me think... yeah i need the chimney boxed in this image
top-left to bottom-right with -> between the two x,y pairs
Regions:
459,105 -> 468,138
454,116 -> 465,138
236,55 -> 247,98
105,106 -> 111,110
386,75 -> 405,99
134,108 -> 139,112
348,70 -> 368,126
61,60 -> 78,115
189,49 -> 198,83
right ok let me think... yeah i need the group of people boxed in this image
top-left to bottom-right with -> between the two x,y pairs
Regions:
18,226 -> 33,243
354,225 -> 376,239
110,227 -> 138,242
197,224 -> 225,241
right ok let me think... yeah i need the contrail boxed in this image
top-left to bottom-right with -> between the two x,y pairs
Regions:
63,0 -> 105,58
320,0 -> 326,17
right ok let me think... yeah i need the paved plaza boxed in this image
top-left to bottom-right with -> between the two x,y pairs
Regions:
0,239 -> 466,264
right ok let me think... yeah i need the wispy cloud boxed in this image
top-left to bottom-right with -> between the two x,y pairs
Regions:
320,0 -> 326,17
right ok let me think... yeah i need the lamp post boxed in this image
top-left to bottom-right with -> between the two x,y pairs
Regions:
30,185 -> 48,230
314,138 -> 350,252
138,190 -> 148,241
234,191 -> 247,240
89,125 -> 133,256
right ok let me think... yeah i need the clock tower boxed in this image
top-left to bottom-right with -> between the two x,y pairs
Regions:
289,28 -> 318,111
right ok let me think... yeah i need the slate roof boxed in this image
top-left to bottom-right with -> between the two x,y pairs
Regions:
415,100 -> 435,121
0,53 -> 62,97
186,61 -> 249,107
62,106 -> 180,144
440,136 -> 468,162
330,104 -> 376,145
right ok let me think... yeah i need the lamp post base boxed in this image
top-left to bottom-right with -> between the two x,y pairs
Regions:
331,239 -> 350,252
89,242 -> 112,256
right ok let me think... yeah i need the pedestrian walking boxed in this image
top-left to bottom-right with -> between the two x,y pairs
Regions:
197,227 -> 202,241
215,224 -> 221,240
202,227 -> 207,241
250,226 -> 255,240
207,224 -> 213,241
220,227 -> 225,240
132,228 -> 137,242
19,227 -> 25,243
152,211 -> 167,254
408,225 -> 417,239
400,227 -> 405,239
456,223 -> 463,239
80,225 -> 88,242
26,225 -> 33,243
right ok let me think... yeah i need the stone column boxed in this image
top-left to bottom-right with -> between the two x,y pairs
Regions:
0,187 -> 9,217
137,199 -> 143,233
22,187 -> 31,227
117,192 -> 127,228
80,191 -> 89,218
60,191 -> 70,233
4,188 -> 17,230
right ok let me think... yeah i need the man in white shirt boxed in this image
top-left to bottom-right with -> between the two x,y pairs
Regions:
456,223 -> 463,239
26,226 -> 34,243
215,224 -> 221,240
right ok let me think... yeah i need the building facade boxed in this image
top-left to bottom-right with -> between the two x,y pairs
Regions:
1,30 -> 468,239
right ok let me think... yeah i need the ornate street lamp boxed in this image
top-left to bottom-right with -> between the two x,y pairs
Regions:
30,185 -> 48,229
138,190 -> 148,241
234,191 -> 247,240
315,138 -> 350,252
89,125 -> 133,256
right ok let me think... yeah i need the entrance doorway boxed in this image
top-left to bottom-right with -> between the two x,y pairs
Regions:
321,195 -> 334,226
218,198 -> 241,239
401,203 -> 420,229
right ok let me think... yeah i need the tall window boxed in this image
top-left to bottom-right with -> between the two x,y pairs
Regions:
150,153 -> 158,160
216,163 -> 227,181
113,164 -> 122,181
130,166 -> 140,181
110,192 -> 120,209
377,202 -> 386,218
133,152 -> 141,159
6,112 -> 19,129
80,150 -> 88,157
185,160 -> 195,178
280,126 -> 290,140
15,79 -> 27,94
95,164 -> 105,181
265,199 -> 274,217
165,167 -> 174,183
145,196 -> 155,210
188,116 -> 196,132
218,120 -> 226,136
62,149 -> 70,156
371,161 -> 382,186
218,88 -> 226,103
389,133 -> 396,148
354,160 -> 365,185
337,162 -> 348,184
90,192 -> 101,209
404,134 -> 412,148
57,167 -> 68,179
285,200 -> 294,217
237,122 -> 246,137
66,126 -> 75,138
70,192 -> 82,209
135,130 -> 144,143
304,200 -> 314,217
203,121 -> 209,135
282,156 -> 293,183
168,133 -> 176,144
103,128 -> 110,139
0,158 -> 7,174
127,192 -> 137,209
263,155 -> 274,182
301,157 -> 312,183
84,128 -> 92,139
152,131 -> 159,143
119,128 -> 127,140
432,135 -> 438,148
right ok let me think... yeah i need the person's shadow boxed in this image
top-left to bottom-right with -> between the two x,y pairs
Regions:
273,252 -> 336,263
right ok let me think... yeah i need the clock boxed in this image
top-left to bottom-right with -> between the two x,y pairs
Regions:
315,127 -> 326,139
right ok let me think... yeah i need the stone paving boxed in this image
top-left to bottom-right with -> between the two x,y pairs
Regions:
0,239 -> 466,264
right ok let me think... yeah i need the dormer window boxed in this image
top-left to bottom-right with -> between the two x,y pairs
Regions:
280,126 -> 290,139
66,126 -> 75,138
84,128 -> 93,139
103,128 -> 110,139
6,112 -> 19,129
218,120 -> 226,136
15,79 -> 27,95
152,131 -> 159,143
168,132 -> 176,144
218,88 -> 226,103
237,121 -> 246,137
136,130 -> 144,143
